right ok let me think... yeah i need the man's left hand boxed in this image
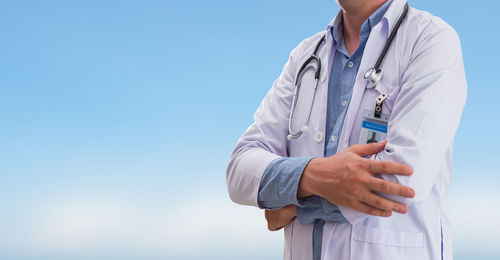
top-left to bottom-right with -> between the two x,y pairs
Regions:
265,205 -> 297,231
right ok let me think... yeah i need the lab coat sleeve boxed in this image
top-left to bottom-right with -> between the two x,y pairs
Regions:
339,22 -> 467,224
226,41 -> 305,207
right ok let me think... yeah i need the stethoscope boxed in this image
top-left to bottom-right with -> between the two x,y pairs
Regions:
287,3 -> 409,140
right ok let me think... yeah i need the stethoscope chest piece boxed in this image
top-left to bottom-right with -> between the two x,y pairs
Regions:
364,67 -> 383,88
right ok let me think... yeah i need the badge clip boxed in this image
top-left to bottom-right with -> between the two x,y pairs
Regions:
374,93 -> 388,118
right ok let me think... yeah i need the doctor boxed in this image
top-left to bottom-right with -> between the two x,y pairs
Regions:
226,0 -> 466,259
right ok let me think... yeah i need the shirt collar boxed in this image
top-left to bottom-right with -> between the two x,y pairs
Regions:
327,0 -> 393,47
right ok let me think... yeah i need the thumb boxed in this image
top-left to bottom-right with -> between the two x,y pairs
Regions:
347,140 -> 387,157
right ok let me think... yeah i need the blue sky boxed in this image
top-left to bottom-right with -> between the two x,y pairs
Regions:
0,0 -> 498,259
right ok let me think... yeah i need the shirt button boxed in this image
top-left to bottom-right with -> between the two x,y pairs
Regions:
321,73 -> 326,82
313,131 -> 324,143
347,61 -> 354,68
341,100 -> 348,107
331,135 -> 337,142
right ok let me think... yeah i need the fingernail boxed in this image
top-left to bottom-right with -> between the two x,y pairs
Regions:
399,206 -> 407,213
407,189 -> 414,197
406,167 -> 413,174
384,211 -> 391,217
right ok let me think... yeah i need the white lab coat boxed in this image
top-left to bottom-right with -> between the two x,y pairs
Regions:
226,0 -> 467,259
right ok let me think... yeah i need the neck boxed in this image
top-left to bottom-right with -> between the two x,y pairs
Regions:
341,0 -> 387,55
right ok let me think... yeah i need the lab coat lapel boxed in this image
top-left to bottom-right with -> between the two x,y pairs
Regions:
313,30 -> 336,158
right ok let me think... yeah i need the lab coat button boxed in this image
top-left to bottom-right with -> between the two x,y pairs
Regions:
313,131 -> 324,143
321,73 -> 326,82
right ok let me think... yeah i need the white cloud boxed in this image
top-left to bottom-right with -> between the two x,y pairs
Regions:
0,191 -> 282,258
160,196 -> 282,253
0,182 -> 498,259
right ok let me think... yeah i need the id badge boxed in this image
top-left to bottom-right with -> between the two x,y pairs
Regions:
358,110 -> 389,145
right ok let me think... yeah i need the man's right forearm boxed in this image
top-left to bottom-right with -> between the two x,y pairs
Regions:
293,142 -> 416,218
265,142 -> 418,230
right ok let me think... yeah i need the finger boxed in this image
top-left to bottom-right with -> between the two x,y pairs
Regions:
347,140 -> 387,157
359,190 -> 409,214
351,201 -> 392,217
269,225 -> 283,231
368,178 -> 415,198
368,160 -> 413,176
265,210 -> 283,231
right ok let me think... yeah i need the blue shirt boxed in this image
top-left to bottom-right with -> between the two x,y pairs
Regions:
258,0 -> 392,221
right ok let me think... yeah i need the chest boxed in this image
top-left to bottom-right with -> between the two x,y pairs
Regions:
287,29 -> 407,157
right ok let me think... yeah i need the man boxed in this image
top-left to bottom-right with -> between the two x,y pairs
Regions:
226,0 -> 466,259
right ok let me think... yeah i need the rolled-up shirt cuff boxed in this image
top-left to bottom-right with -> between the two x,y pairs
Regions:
257,156 -> 314,209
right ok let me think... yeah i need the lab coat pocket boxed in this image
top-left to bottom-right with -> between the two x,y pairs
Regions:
351,225 -> 425,260
353,225 -> 424,248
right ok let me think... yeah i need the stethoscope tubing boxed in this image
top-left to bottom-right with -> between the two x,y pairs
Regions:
288,37 -> 324,140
